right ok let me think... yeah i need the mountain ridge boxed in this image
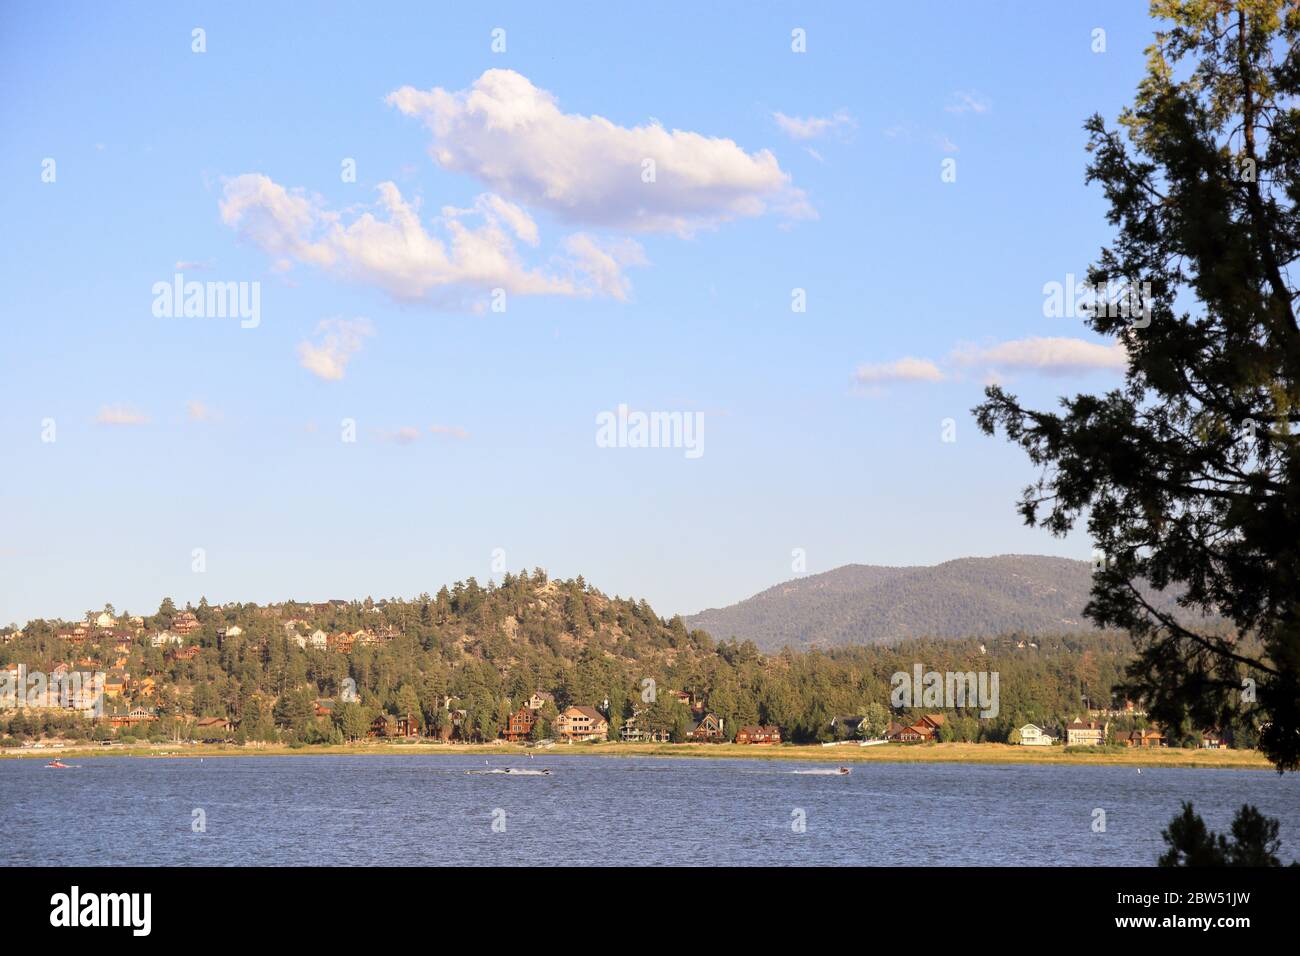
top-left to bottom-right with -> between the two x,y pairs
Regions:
683,554 -> 1131,650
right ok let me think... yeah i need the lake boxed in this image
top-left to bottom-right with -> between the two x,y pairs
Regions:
2,755 -> 1297,866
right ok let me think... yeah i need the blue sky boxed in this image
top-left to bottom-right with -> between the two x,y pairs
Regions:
0,1 -> 1156,626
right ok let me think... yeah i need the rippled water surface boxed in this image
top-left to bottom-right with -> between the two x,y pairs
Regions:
2,755 -> 1296,866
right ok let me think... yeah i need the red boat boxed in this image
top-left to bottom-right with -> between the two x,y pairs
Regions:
45,760 -> 70,769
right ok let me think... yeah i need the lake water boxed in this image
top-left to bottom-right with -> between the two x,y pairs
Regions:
2,755 -> 1297,866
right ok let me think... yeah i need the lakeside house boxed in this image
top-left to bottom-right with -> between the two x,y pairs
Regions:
555,706 -> 608,742
1125,728 -> 1165,748
369,713 -> 419,738
1016,723 -> 1056,746
195,716 -> 233,733
620,710 -> 672,743
689,712 -> 725,742
108,707 -> 158,729
734,725 -> 781,745
503,705 -> 537,742
1064,719 -> 1108,746
887,714 -> 946,743
830,715 -> 869,737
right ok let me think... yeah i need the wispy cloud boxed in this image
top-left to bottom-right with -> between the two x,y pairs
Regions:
429,424 -> 469,439
387,69 -> 813,236
945,90 -> 992,115
95,404 -> 149,426
186,400 -> 220,422
854,337 -> 1128,395
949,336 -> 1127,374
772,109 -> 856,141
297,318 -> 374,381
853,357 -> 946,386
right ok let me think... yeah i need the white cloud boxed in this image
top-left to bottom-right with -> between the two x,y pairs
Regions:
297,318 -> 374,381
387,69 -> 813,236
561,233 -> 647,301
950,337 -> 1128,374
95,405 -> 149,426
221,174 -> 641,305
772,109 -> 855,141
945,90 -> 992,114
429,424 -> 469,439
853,357 -> 946,386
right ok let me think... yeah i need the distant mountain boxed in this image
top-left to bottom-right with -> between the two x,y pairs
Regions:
684,555 -> 1148,650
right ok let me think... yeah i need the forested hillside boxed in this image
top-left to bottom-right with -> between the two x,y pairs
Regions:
1,567 -> 1245,747
684,555 -> 1189,650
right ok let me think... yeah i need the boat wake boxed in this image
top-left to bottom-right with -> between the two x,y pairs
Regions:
790,767 -> 851,776
466,768 -> 552,776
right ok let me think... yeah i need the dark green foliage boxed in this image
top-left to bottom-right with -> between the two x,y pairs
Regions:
974,2 -> 1300,771
1159,802 -> 1289,866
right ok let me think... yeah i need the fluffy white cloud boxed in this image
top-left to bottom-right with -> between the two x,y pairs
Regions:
950,337 -> 1128,374
221,174 -> 643,305
95,405 -> 149,426
297,318 -> 373,381
772,110 -> 855,140
387,69 -> 813,236
854,357 -> 946,385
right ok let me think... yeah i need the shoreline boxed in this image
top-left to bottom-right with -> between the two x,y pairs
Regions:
1,740 -> 1276,770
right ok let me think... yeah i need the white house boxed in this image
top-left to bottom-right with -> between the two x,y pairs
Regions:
1017,723 -> 1055,746
150,630 -> 182,648
308,629 -> 328,651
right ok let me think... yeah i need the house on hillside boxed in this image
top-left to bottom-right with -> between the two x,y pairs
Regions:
526,691 -> 555,711
150,630 -> 182,648
555,706 -> 608,742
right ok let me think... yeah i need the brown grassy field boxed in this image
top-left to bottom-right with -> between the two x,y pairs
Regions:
0,739 -> 1275,769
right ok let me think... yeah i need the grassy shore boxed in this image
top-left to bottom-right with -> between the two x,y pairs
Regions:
0,739 -> 1274,769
